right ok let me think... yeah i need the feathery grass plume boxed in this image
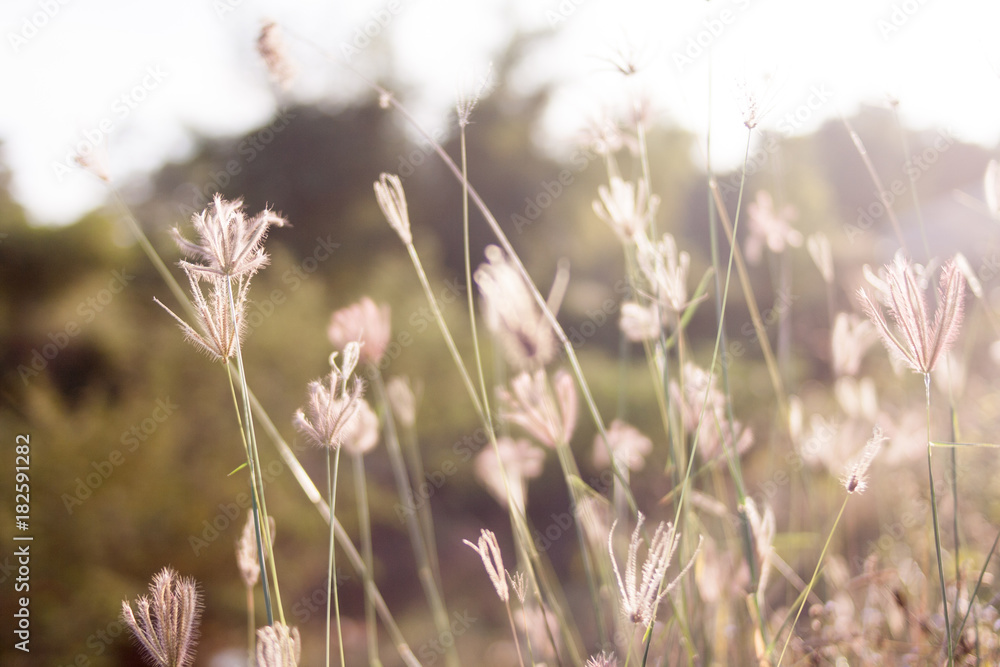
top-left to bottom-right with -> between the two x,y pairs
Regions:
592,419 -> 652,472
857,254 -> 966,374
744,190 -> 802,265
172,194 -> 287,280
236,512 -> 276,588
155,269 -> 250,362
293,345 -> 365,450
507,570 -> 527,603
843,426 -> 885,494
256,623 -> 301,667
593,177 -> 659,240
156,196 -> 287,359
474,436 -> 543,510
327,297 -> 391,366
807,232 -> 834,284
831,313 -> 876,377
463,529 -> 509,602
456,64 -> 494,128
608,512 -> 701,627
587,651 -> 619,667
743,498 -> 775,599
257,21 -> 296,90
338,397 -> 380,456
121,567 -> 202,667
475,244 -> 556,370
236,511 -> 260,588
374,173 -> 411,244
498,369 -> 577,448
635,232 -> 693,320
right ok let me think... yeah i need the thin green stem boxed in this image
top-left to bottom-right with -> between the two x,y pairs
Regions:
371,369 -> 458,667
226,369 -> 273,626
504,601 -> 526,667
775,494 -> 850,666
891,104 -> 931,261
227,279 -> 284,626
326,446 -> 346,667
926,373 -> 953,665
353,451 -> 381,667
378,91 -> 637,516
640,623 -> 653,667
555,441 -> 607,644
404,242 -> 484,420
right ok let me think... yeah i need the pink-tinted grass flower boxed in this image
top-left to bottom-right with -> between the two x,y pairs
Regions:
327,297 -> 391,366
858,255 -> 965,375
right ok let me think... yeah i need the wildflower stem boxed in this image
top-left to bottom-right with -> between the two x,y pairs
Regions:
396,412 -> 442,589
226,361 -> 273,627
98,177 -> 423,664
925,373 -> 954,665
775,494 -> 850,666
227,280 -> 285,626
326,446 -> 346,667
842,117 -> 909,255
371,369 -> 458,667
555,441 -> 607,643
949,403 -> 961,628
109,189 -> 192,320
459,118 -> 490,426
352,451 -> 381,666
404,242 -> 484,419
640,621 -> 653,667
252,391 -> 421,667
890,103 -> 931,261
375,88 -> 638,516
402,236 -> 584,661
504,601 -> 526,667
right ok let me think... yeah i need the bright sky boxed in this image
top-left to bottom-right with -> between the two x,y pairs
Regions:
3,0 -> 1000,225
